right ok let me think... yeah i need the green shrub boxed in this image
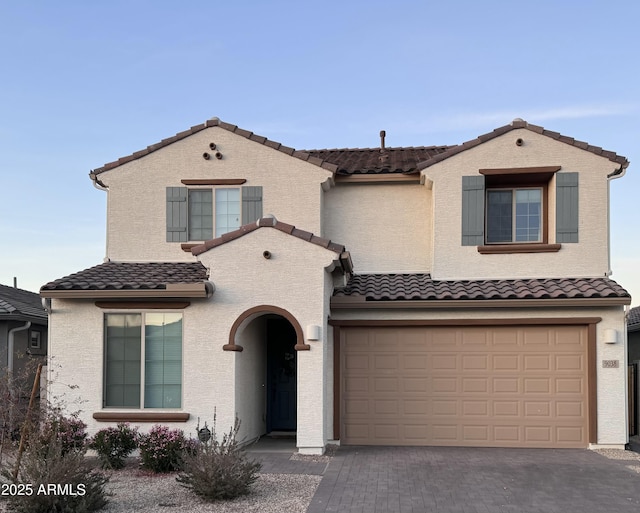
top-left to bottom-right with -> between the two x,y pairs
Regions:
2,414 -> 110,513
138,425 -> 192,473
89,423 -> 138,469
176,416 -> 262,501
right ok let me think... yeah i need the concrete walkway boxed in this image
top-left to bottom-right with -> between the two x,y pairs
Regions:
306,446 -> 640,513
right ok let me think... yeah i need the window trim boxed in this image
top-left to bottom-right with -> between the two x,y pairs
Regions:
476,166 -> 561,253
485,185 -> 545,245
167,185 -> 262,244
187,186 -> 241,241
102,311 -> 184,410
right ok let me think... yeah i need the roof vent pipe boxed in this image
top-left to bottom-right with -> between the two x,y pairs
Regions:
380,130 -> 386,151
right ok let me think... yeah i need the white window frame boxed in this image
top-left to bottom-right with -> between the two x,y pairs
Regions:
187,186 -> 241,241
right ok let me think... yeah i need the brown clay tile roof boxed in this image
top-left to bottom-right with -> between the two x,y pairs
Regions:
191,217 -> 348,257
40,262 -> 209,292
90,117 -> 628,179
91,118 -> 339,176
0,284 -> 47,320
333,274 -> 630,302
629,306 -> 640,330
417,119 -> 629,174
305,146 -> 452,175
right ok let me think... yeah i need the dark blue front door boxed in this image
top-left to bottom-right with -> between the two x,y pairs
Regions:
266,319 -> 297,432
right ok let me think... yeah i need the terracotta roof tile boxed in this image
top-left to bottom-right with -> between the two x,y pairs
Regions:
191,218 -> 347,257
417,119 -> 629,174
90,117 -> 628,180
40,262 -> 209,292
305,146 -> 452,175
91,118 -> 339,176
334,274 -> 630,302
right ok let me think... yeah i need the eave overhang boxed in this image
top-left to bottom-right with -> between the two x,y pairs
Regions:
40,282 -> 212,300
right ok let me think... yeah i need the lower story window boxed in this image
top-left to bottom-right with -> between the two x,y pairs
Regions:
104,312 -> 183,408
486,188 -> 542,243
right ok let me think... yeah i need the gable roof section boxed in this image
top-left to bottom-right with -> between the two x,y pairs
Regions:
629,306 -> 640,332
191,216 -> 349,259
305,146 -> 452,175
90,117 -> 628,179
332,274 -> 630,308
417,119 -> 629,174
91,118 -> 339,177
40,262 -> 211,299
0,284 -> 47,321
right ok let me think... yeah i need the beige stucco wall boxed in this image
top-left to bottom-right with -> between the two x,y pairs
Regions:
98,126 -> 332,262
424,129 -> 620,280
331,305 -> 628,446
323,183 -> 432,273
198,227 -> 337,453
48,227 -> 338,453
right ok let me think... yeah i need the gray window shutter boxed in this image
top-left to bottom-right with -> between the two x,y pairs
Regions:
242,186 -> 263,224
556,172 -> 579,243
166,187 -> 188,242
461,175 -> 485,246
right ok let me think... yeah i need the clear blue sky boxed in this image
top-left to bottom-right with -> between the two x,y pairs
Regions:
1,0 -> 638,306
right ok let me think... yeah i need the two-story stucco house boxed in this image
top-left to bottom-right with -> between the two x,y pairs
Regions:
40,117 -> 631,454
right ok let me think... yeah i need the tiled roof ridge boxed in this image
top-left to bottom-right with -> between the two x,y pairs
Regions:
417,119 -> 629,173
191,217 -> 346,256
303,144 -> 454,153
91,117 -> 339,176
334,274 -> 630,301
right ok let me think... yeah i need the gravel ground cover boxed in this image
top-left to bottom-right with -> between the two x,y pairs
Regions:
2,447 -> 640,512
102,469 -> 321,513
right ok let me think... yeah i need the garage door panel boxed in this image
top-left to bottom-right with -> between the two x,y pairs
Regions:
493,377 -> 520,393
555,354 -> 583,371
493,354 -> 520,371
462,378 -> 489,392
342,325 -> 588,448
493,401 -> 520,416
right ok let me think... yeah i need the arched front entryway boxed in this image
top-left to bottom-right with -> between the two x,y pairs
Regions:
226,306 -> 307,441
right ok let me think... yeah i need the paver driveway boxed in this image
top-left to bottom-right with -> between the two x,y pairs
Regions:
306,446 -> 640,513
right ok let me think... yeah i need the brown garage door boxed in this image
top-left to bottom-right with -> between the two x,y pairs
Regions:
341,325 -> 588,448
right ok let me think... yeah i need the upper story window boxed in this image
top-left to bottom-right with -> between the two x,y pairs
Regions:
167,185 -> 262,242
461,166 -> 578,253
486,187 -> 542,243
188,188 -> 241,240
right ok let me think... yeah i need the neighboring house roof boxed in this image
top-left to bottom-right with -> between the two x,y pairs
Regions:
417,119 -> 629,174
191,216 -> 348,257
0,284 -> 47,321
40,262 -> 210,297
305,146 -> 452,175
333,274 -> 630,303
629,306 -> 640,332
90,118 -> 339,177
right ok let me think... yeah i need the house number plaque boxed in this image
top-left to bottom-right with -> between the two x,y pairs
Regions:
602,360 -> 619,368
